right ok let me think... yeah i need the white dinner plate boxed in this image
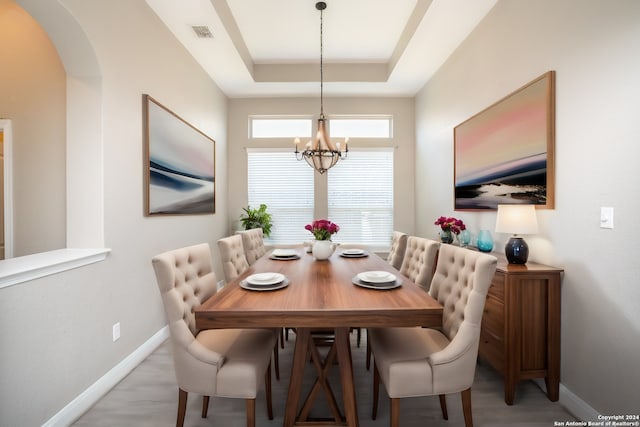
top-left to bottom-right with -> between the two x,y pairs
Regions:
241,279 -> 289,292
339,249 -> 368,258
352,277 -> 402,290
246,272 -> 285,286
357,271 -> 396,284
342,249 -> 365,255
271,249 -> 298,258
270,254 -> 301,260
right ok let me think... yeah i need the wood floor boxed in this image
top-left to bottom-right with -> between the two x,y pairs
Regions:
73,332 -> 576,427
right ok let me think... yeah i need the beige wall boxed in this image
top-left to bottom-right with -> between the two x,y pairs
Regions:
0,1 -> 229,425
1,130 -> 3,259
415,0 -> 640,414
228,97 -> 416,242
0,0 -> 66,256
3,0 -> 638,424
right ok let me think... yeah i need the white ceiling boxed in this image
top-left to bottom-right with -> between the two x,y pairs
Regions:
146,0 -> 498,98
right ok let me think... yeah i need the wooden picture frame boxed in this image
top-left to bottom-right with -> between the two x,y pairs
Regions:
454,71 -> 555,210
143,94 -> 215,215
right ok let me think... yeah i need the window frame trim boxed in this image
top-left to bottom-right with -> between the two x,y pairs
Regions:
248,115 -> 314,139
327,114 -> 394,139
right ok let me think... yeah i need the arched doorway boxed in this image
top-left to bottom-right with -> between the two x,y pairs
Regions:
14,0 -> 105,252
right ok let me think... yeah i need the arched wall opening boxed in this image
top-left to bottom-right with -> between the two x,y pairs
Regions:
16,0 -> 104,249
0,0 -> 106,287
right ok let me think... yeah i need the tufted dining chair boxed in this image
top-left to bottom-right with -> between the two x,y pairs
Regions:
398,236 -> 440,292
386,231 -> 408,270
238,228 -> 267,265
217,234 -> 250,283
369,244 -> 497,427
366,236 -> 440,370
151,243 -> 277,427
217,234 -> 281,378
237,228 -> 290,351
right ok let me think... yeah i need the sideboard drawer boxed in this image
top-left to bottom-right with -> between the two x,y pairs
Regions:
488,272 -> 505,301
482,295 -> 504,338
479,329 -> 504,373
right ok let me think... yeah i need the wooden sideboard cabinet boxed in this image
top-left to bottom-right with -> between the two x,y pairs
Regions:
479,256 -> 563,405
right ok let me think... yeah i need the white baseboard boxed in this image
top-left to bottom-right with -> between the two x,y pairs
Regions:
533,379 -> 600,421
559,383 -> 600,421
43,326 -> 169,427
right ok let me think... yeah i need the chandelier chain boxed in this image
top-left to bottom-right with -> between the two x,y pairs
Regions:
319,4 -> 324,117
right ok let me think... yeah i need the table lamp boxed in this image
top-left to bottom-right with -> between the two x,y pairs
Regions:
495,204 -> 538,264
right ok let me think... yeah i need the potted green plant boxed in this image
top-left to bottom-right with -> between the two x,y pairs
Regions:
239,204 -> 273,237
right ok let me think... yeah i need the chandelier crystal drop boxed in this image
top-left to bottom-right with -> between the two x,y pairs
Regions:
294,1 -> 348,174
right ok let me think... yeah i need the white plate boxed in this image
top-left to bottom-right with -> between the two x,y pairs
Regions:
241,279 -> 289,292
246,272 -> 285,286
272,249 -> 298,258
339,251 -> 368,258
342,249 -> 365,255
357,271 -> 396,284
270,254 -> 300,260
352,277 -> 402,290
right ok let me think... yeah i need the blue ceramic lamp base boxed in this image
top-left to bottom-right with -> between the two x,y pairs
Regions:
505,236 -> 529,264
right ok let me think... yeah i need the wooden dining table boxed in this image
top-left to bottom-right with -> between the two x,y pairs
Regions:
195,245 -> 443,427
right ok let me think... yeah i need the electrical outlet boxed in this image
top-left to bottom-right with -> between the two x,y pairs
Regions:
112,322 -> 121,342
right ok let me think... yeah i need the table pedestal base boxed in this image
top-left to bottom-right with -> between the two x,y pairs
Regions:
284,328 -> 359,427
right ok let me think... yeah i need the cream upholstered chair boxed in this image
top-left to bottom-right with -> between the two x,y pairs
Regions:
217,234 -> 281,377
369,244 -> 497,427
152,243 -> 277,427
386,231 -> 408,270
366,236 -> 440,370
398,236 -> 440,292
236,228 -> 290,350
217,234 -> 250,282
238,228 -> 267,265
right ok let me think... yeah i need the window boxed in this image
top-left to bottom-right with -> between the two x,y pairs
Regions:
329,116 -> 392,138
246,115 -> 395,249
247,149 -> 314,244
327,149 -> 394,248
249,117 -> 312,138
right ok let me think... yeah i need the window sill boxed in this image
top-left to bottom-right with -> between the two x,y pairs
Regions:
0,248 -> 111,289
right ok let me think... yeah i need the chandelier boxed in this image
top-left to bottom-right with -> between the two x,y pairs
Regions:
295,1 -> 348,174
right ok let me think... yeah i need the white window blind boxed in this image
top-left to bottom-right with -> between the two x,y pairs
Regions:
327,149 -> 394,248
247,150 -> 314,244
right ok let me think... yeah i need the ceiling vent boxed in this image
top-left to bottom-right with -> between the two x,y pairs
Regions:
191,25 -> 213,38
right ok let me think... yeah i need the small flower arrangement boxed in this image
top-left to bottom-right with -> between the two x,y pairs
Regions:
305,219 -> 340,241
434,216 -> 466,235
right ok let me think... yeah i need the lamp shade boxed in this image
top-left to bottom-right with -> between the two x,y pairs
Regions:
495,204 -> 538,235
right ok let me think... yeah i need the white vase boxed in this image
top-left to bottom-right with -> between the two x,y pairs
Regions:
312,240 -> 336,260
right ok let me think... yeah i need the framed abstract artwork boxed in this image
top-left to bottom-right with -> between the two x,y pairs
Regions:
454,71 -> 555,210
143,94 -> 215,215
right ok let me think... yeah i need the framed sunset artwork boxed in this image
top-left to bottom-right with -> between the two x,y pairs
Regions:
454,71 -> 555,210
143,94 -> 216,215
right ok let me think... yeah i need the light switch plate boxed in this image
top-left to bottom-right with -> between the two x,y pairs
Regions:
112,322 -> 121,342
600,207 -> 614,229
